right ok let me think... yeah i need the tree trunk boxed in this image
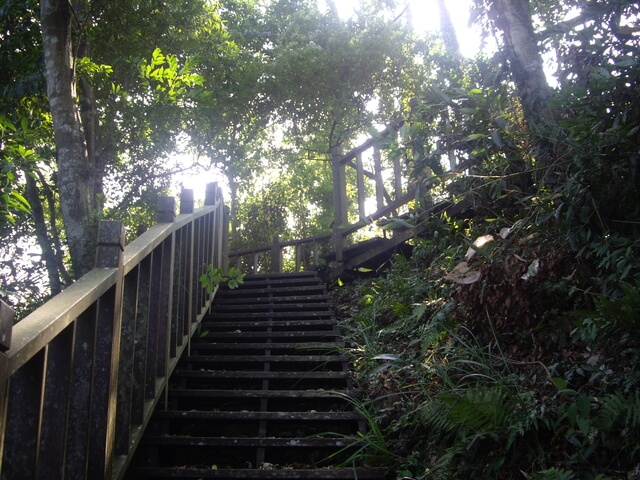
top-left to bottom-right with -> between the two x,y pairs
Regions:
25,174 -> 63,294
495,0 -> 551,126
436,0 -> 460,55
494,0 -> 559,185
76,0 -> 106,212
41,0 -> 97,278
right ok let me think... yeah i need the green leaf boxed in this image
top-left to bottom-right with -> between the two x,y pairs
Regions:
552,377 -> 568,390
465,133 -> 485,141
381,218 -> 414,230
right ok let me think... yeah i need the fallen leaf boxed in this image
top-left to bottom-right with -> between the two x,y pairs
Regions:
521,258 -> 540,280
444,262 -> 482,284
465,234 -> 495,261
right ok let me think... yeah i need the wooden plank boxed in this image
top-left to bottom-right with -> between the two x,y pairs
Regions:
115,266 -> 140,455
132,257 -> 151,424
153,410 -> 360,421
356,152 -> 366,220
142,436 -> 361,447
64,306 -> 97,478
88,221 -> 125,479
2,350 -> 44,479
146,248 -> 162,400
125,467 -> 386,479
38,325 -> 73,478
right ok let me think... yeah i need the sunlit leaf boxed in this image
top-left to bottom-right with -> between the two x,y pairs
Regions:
444,262 -> 482,284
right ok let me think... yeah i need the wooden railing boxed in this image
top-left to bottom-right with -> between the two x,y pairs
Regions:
229,120 -> 416,275
0,182 -> 228,480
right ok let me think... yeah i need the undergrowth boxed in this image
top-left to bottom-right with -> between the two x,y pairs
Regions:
331,203 -> 640,480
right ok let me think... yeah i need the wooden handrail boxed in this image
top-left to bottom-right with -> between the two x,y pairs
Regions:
0,183 -> 229,480
228,160 -> 468,277
229,120 -> 412,275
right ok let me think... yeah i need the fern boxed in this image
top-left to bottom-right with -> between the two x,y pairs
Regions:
597,389 -> 640,430
440,386 -> 508,433
536,467 -> 576,480
420,397 -> 456,433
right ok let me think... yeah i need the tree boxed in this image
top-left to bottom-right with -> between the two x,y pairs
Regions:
40,0 -> 97,278
37,0 -> 235,278
2,0 -> 242,313
211,0 -> 433,249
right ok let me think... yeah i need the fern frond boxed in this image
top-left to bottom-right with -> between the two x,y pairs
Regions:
536,467 -> 576,480
597,389 -> 640,430
420,397 -> 456,433
441,386 -> 508,433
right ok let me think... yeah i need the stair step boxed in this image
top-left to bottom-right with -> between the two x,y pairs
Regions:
217,285 -> 327,296
210,312 -> 334,321
179,354 -> 348,363
142,436 -> 359,448
172,371 -> 349,380
189,342 -> 342,351
197,335 -> 339,343
199,319 -> 338,329
127,467 -> 386,478
153,410 -> 362,421
168,389 -> 358,399
212,304 -> 332,313
214,294 -> 330,304
200,323 -> 339,339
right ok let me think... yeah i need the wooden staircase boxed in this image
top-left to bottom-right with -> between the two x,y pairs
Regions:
125,272 -> 386,479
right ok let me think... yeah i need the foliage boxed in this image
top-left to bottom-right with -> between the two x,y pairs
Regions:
334,206 -> 640,478
199,266 -> 245,292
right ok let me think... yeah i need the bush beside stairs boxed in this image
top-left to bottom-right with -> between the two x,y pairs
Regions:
126,271 -> 386,479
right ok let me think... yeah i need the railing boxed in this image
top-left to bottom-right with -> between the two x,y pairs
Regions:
228,191 -> 417,275
0,182 -> 228,480
229,120 -> 416,274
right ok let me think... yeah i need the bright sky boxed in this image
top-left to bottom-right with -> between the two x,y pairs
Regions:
324,0 -> 480,57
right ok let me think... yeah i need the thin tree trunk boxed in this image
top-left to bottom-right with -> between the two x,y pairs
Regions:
436,0 -> 460,55
38,171 -> 73,286
76,0 -> 106,212
41,0 -> 96,278
325,0 -> 339,17
25,174 -> 63,294
436,0 -> 460,170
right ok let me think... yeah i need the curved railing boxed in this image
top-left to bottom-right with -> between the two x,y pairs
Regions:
229,119 -> 467,278
0,183 -> 228,480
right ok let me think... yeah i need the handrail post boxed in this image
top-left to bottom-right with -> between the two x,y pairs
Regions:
0,300 -> 14,469
204,182 -> 218,207
331,148 -> 347,267
373,146 -> 384,210
90,220 -> 125,479
0,300 -> 12,353
356,151 -> 366,221
179,188 -> 195,359
180,188 -> 195,214
222,205 -> 230,272
155,196 -> 176,408
271,235 -> 282,273
158,196 -> 176,223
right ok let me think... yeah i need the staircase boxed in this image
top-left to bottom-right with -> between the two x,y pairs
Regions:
126,272 -> 386,479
